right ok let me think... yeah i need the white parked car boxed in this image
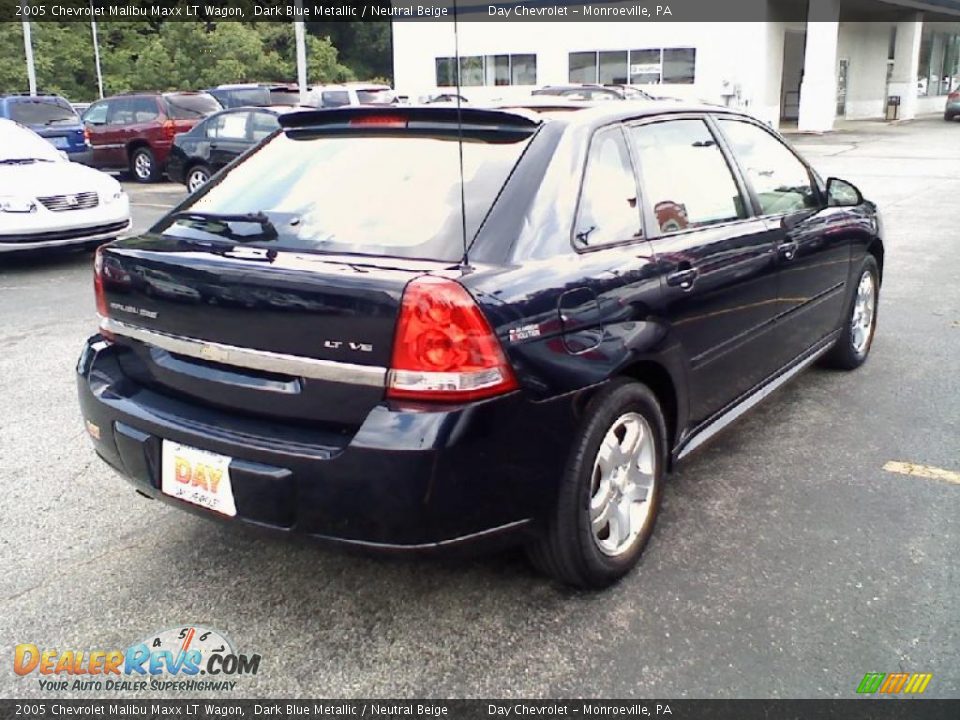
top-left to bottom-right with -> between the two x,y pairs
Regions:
303,83 -> 399,108
0,118 -> 130,254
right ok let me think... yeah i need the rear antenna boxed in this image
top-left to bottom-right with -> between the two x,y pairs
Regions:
453,0 -> 472,272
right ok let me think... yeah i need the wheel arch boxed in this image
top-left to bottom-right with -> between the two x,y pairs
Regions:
867,238 -> 885,285
617,359 -> 682,465
126,139 -> 151,160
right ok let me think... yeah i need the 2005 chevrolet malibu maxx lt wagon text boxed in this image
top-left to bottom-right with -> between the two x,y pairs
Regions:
77,103 -> 883,588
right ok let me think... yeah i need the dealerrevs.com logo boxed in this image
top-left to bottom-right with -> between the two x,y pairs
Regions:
14,625 -> 261,692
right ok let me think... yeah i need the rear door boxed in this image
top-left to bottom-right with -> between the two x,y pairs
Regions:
626,116 -> 780,425
103,98 -> 136,168
83,100 -> 112,166
714,117 -> 849,365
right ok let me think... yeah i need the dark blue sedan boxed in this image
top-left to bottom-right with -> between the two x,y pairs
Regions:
78,103 -> 884,588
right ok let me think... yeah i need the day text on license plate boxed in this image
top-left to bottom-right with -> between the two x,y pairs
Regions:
161,441 -> 236,516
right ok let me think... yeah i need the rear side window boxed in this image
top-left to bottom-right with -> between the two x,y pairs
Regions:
160,131 -> 533,261
249,112 -> 279,141
164,93 -> 220,119
107,98 -> 135,125
356,88 -> 397,104
131,97 -> 159,123
9,99 -> 78,125
717,119 -> 819,216
322,91 -> 351,107
628,119 -> 745,234
574,126 -> 641,247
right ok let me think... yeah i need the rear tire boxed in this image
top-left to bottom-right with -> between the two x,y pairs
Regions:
130,147 -> 159,183
186,164 -> 211,193
823,255 -> 879,370
526,379 -> 666,589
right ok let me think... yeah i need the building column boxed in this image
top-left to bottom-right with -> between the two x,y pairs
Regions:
797,0 -> 840,132
889,13 -> 923,120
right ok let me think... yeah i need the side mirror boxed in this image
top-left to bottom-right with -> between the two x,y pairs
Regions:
826,177 -> 863,207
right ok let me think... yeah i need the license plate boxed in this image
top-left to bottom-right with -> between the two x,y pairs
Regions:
161,440 -> 236,517
51,136 -> 69,149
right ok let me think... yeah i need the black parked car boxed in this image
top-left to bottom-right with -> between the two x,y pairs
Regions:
167,106 -> 300,192
78,104 -> 883,588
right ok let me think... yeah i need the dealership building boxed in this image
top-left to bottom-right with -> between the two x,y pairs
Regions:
392,0 -> 960,131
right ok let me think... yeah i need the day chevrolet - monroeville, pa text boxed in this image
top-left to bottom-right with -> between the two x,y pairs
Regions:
77,103 -> 882,588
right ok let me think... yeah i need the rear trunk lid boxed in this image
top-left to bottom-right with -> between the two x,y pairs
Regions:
98,106 -> 540,429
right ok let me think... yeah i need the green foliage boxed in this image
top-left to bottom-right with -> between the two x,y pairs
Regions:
0,20 -> 382,102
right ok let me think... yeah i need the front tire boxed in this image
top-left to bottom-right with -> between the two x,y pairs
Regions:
527,379 -> 666,589
130,147 -> 159,183
823,255 -> 879,370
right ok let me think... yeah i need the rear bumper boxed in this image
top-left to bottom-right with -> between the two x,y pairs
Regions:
67,147 -> 94,165
77,336 -> 580,551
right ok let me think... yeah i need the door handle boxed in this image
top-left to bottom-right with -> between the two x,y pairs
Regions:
778,241 -> 799,261
666,263 -> 699,290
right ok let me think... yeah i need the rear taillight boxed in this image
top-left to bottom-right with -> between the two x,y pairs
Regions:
950,92 -> 960,101
387,276 -> 518,402
83,126 -> 90,144
93,246 -> 114,341
349,115 -> 407,128
162,119 -> 176,140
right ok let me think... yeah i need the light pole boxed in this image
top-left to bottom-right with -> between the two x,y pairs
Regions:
21,0 -> 37,96
294,0 -> 307,98
91,17 -> 104,99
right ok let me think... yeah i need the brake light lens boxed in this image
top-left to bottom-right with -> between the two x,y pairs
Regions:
93,246 -> 114,341
949,92 -> 960,101
162,119 -> 177,141
387,276 -> 518,402
349,115 -> 407,128
83,126 -> 90,144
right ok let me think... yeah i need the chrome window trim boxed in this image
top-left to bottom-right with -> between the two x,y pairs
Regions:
101,317 -> 387,387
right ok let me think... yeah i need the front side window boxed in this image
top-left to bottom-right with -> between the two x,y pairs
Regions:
574,127 -> 641,248
718,119 -> 818,216
83,102 -> 107,125
629,119 -> 745,234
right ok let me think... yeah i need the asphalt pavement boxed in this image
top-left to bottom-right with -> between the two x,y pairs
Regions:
0,119 -> 957,699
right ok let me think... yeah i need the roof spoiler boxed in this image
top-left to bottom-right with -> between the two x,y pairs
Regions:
278,105 -> 542,137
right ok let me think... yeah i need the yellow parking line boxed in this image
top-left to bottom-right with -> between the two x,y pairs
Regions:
883,461 -> 960,485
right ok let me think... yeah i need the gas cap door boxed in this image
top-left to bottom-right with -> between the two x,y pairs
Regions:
558,287 -> 604,354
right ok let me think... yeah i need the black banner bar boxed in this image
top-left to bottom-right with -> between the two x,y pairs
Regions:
3,0 -> 960,22
2,700 -> 959,720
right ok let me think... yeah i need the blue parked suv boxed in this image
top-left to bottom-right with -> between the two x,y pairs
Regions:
0,94 -> 92,164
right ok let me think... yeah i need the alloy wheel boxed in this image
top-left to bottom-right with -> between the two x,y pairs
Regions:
589,412 -> 657,557
850,270 -> 876,355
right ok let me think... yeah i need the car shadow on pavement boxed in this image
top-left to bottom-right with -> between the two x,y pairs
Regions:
1,245 -> 99,273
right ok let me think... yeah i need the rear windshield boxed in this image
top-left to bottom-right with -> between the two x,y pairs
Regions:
356,89 -> 397,104
9,99 -> 78,126
213,88 -> 271,108
158,130 -> 533,261
164,93 -> 220,119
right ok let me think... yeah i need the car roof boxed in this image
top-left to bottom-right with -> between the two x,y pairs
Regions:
488,99 -> 740,128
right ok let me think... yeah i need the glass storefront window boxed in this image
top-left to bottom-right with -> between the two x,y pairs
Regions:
569,52 -> 596,83
599,51 -> 629,84
511,54 -> 537,85
917,30 -> 960,97
435,54 -> 537,87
